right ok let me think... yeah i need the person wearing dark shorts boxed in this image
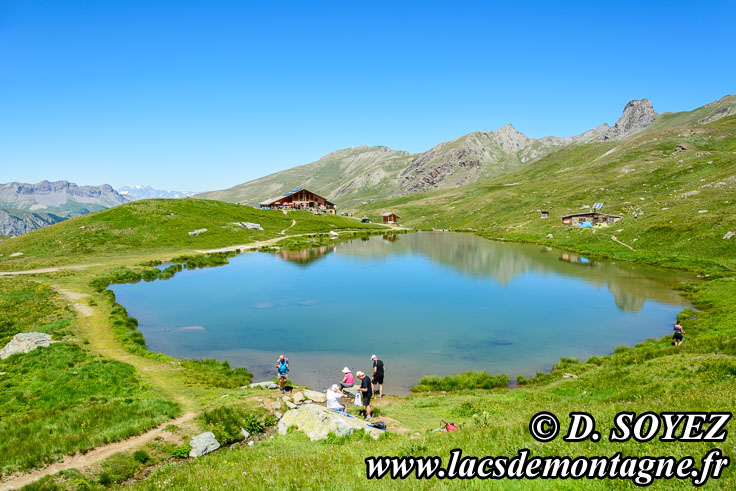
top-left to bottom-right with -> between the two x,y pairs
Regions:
275,354 -> 289,393
673,321 -> 685,347
371,354 -> 385,398
356,371 -> 373,421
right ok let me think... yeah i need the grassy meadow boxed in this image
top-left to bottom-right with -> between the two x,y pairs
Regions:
0,277 -> 179,475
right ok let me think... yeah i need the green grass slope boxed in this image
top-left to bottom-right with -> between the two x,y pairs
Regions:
0,277 -> 179,476
359,115 -> 736,273
645,94 -> 736,132
0,198 -> 381,271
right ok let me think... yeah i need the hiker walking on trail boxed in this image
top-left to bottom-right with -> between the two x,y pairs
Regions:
276,354 -> 289,393
356,371 -> 373,421
673,320 -> 685,347
371,354 -> 385,398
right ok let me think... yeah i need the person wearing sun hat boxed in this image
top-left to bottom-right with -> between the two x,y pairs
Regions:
340,366 -> 354,389
326,384 -> 347,411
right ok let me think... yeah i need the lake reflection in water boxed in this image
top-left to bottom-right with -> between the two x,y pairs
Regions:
111,232 -> 691,393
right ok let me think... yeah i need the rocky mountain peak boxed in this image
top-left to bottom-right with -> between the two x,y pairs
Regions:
604,99 -> 658,140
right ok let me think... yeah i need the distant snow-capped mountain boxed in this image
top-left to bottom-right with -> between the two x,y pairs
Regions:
117,185 -> 198,200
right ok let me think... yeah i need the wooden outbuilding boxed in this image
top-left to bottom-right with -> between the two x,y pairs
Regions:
382,212 -> 400,224
260,188 -> 336,213
561,212 -> 622,226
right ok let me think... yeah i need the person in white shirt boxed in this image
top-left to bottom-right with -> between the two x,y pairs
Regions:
325,384 -> 346,411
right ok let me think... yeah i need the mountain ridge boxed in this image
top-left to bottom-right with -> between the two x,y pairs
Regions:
0,180 -> 128,237
199,94 -> 735,207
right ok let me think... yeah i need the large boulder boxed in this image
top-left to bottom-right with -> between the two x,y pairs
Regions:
277,404 -> 381,441
302,389 -> 327,403
189,432 -> 220,458
0,332 -> 52,360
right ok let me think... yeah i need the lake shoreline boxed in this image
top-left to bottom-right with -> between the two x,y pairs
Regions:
108,230 -> 693,394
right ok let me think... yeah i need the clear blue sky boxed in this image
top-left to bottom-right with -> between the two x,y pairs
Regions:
1,1 -> 734,191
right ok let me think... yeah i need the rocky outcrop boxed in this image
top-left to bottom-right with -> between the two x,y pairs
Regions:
0,209 -> 63,237
189,432 -> 220,457
0,180 -> 128,236
603,99 -> 658,140
277,404 -> 381,441
0,332 -> 52,359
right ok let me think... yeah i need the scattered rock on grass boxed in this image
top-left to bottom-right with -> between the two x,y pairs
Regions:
545,234 -> 553,239
233,222 -> 263,231
723,231 -> 735,240
249,381 -> 279,389
240,428 -> 250,439
189,432 -> 220,458
188,228 -> 208,237
9,252 -> 23,257
562,373 -> 579,379
0,332 -> 52,360
302,389 -> 327,403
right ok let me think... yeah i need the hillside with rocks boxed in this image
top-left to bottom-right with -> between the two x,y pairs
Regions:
0,180 -> 128,236
199,95 -> 736,208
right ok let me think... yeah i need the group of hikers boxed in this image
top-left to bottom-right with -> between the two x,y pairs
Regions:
275,353 -> 385,421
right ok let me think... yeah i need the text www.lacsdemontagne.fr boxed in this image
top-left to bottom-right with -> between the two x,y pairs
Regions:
365,449 -> 729,486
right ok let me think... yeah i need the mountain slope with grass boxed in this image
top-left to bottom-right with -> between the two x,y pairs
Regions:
199,95 -> 736,210
358,115 -> 736,273
0,198 -> 382,271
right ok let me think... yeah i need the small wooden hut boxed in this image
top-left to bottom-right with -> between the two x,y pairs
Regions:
382,212 -> 400,224
561,212 -> 622,226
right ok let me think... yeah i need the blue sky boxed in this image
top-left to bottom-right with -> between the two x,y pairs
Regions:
1,1 -> 734,191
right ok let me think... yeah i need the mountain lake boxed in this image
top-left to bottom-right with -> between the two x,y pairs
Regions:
110,232 -> 693,394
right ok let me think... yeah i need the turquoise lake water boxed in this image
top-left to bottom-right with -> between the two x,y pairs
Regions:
110,232 -> 692,394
